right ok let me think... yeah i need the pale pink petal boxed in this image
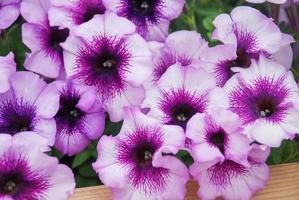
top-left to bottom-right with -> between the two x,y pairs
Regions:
55,131 -> 89,156
22,23 -> 43,51
0,52 -> 16,93
35,118 -> 57,146
35,84 -> 60,118
83,113 -> 105,139
162,0 -> 185,19
0,5 -> 20,29
9,71 -> 46,104
93,136 -> 129,188
46,165 -> 76,199
24,50 -> 61,78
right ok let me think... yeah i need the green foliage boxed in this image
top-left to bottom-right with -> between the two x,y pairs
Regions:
267,139 -> 299,165
0,18 -> 29,70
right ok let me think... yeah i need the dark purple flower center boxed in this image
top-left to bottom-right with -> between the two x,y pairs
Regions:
133,142 -> 155,168
0,152 -> 49,199
75,35 -> 131,98
208,129 -> 227,154
255,97 -> 276,118
232,24 -> 260,68
55,88 -> 85,134
234,47 -> 252,68
208,160 -> 248,187
229,76 -> 291,124
49,26 -> 69,53
0,99 -> 37,135
119,0 -> 163,26
117,127 -> 169,194
160,88 -> 207,130
73,0 -> 106,24
0,173 -> 24,195
214,48 -> 258,87
170,103 -> 196,127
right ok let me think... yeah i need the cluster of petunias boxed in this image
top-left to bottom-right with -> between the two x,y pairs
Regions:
0,0 -> 298,199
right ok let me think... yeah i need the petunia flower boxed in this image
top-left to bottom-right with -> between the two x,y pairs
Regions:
200,44 -> 238,87
224,56 -> 299,147
186,108 -> 250,167
0,0 -> 20,31
246,0 -> 287,4
48,0 -> 107,30
212,6 -> 294,70
149,30 -> 209,82
62,12 -> 153,122
103,0 -> 185,41
93,107 -> 189,200
21,0 -> 70,78
53,80 -> 105,156
0,132 -> 75,200
190,144 -> 270,200
0,71 -> 60,145
142,64 -> 216,132
0,52 -> 16,93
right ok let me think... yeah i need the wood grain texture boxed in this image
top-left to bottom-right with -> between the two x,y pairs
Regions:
70,163 -> 299,200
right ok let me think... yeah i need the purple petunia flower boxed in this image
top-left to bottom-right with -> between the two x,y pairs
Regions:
246,0 -> 287,3
190,144 -> 270,200
224,56 -> 299,147
62,12 -> 153,122
142,64 -> 216,133
0,52 -> 16,93
0,71 -> 60,145
93,107 -> 189,200
0,0 -> 20,31
212,6 -> 294,70
53,80 -> 105,156
186,108 -> 250,167
0,132 -> 75,199
48,0 -> 107,30
201,44 -> 239,87
21,0 -> 70,78
103,0 -> 185,41
149,30 -> 209,82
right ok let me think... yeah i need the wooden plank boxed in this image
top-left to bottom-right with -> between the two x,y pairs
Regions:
70,163 -> 299,200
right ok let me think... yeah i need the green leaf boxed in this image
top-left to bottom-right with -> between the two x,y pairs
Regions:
103,119 -> 123,136
202,17 -> 214,31
79,163 -> 98,178
72,150 -> 91,168
75,175 -> 100,188
176,150 -> 194,166
0,20 -> 29,69
50,148 -> 64,160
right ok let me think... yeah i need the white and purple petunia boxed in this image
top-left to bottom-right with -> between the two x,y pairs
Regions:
190,144 -> 270,200
0,52 -> 16,93
21,0 -> 70,78
0,71 -> 60,145
104,0 -> 185,41
186,108 -> 251,167
0,132 -> 75,199
0,0 -> 20,31
62,12 -> 153,122
48,0 -> 107,30
212,6 -> 294,70
53,80 -> 105,156
142,64 -> 216,132
149,30 -> 209,82
246,0 -> 287,4
224,56 -> 299,147
201,44 -> 240,87
93,107 -> 189,200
